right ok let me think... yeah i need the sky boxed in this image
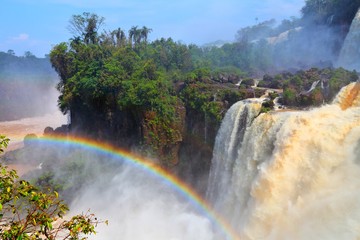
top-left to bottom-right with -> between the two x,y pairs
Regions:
0,0 -> 305,57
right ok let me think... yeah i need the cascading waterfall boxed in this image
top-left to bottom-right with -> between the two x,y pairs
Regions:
337,8 -> 360,71
207,82 -> 360,239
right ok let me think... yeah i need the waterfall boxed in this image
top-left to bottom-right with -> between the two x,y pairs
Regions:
207,82 -> 360,239
207,99 -> 263,205
304,80 -> 320,94
337,8 -> 360,71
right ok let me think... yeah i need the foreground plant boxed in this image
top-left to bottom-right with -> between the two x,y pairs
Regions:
0,135 -> 102,239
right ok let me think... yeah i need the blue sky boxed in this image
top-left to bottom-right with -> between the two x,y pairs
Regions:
0,0 -> 305,57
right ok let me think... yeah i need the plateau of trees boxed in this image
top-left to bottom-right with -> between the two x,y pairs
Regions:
49,12 -> 251,164
49,10 -> 359,164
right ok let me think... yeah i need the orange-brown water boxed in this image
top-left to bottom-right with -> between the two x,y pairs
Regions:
208,82 -> 360,239
339,82 -> 360,110
0,111 -> 67,175
0,111 -> 67,152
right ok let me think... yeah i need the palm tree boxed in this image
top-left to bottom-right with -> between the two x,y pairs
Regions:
113,28 -> 126,47
141,26 -> 152,43
135,28 -> 142,46
129,26 -> 138,47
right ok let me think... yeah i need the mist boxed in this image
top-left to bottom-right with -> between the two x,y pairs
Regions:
269,24 -> 340,70
231,17 -> 343,74
0,52 -> 60,121
3,140 -> 226,240
204,3 -> 360,75
70,167 -> 215,240
336,9 -> 360,71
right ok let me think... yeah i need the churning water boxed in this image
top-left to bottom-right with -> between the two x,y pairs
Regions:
207,82 -> 360,239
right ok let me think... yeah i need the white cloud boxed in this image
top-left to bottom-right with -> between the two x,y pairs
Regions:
12,33 -> 29,41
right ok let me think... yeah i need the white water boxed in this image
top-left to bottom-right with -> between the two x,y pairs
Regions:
207,82 -> 360,239
267,27 -> 302,45
235,80 -> 243,86
69,165 -> 217,240
304,80 -> 320,94
337,8 -> 360,71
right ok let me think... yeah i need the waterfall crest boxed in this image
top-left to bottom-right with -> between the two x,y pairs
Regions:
337,8 -> 360,71
207,82 -> 360,239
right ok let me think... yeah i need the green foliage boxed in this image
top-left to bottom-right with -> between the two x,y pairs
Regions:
0,135 -> 9,154
68,12 -> 105,45
290,75 -> 303,88
283,88 -> 297,105
180,82 -> 246,124
203,101 -> 223,122
0,137 -> 101,240
260,99 -> 275,113
220,89 -> 247,106
53,12 -> 360,165
236,19 -> 277,42
49,15 -> 201,164
280,68 -> 358,107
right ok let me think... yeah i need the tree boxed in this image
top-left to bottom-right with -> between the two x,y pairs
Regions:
128,26 -> 152,47
141,26 -> 152,43
129,26 -> 141,47
0,135 -> 9,154
112,28 -> 127,47
68,12 -> 105,45
235,19 -> 276,42
24,51 -> 35,58
6,50 -> 15,56
0,135 -> 102,239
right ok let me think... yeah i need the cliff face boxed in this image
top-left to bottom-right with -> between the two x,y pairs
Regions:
66,65 -> 359,195
176,108 -> 220,193
142,102 -> 186,167
66,75 -> 257,193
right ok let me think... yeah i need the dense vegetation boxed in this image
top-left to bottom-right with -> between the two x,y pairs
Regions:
0,51 -> 58,121
49,13 -> 249,169
258,67 -> 358,107
49,8 -> 359,174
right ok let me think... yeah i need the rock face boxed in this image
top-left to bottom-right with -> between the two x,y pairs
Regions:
142,103 -> 186,167
66,77 -> 251,192
69,105 -> 185,166
176,107 -> 221,194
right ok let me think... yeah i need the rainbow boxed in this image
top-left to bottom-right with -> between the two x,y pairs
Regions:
26,134 -> 240,240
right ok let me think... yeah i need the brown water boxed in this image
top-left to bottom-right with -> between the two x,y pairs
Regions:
0,111 -> 67,175
0,111 -> 67,151
207,82 -> 360,239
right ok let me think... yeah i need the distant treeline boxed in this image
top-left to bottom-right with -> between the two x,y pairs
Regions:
0,51 -> 54,77
193,0 -> 360,75
0,51 -> 58,121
